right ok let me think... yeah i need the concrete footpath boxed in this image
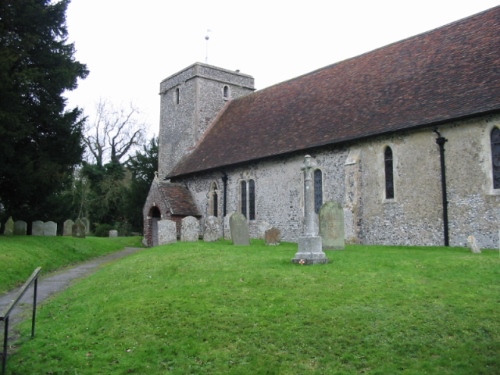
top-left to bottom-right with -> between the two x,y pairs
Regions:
0,247 -> 144,328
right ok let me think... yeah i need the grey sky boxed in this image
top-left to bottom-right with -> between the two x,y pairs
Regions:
64,0 -> 500,137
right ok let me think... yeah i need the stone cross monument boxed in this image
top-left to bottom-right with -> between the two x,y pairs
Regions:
292,155 -> 329,264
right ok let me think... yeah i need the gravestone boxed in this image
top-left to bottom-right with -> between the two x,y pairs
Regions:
229,212 -> 250,245
319,201 -> 345,250
82,217 -> 90,234
44,221 -> 57,236
72,219 -> 86,238
158,219 -> 177,245
203,216 -> 220,242
63,219 -> 74,236
265,227 -> 281,245
3,217 -> 14,235
258,221 -> 272,239
181,216 -> 199,242
292,155 -> 328,264
109,230 -> 118,237
14,220 -> 27,235
467,235 -> 481,253
223,214 -> 231,240
32,220 -> 44,236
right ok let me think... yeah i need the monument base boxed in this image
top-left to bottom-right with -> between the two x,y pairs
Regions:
292,236 -> 329,265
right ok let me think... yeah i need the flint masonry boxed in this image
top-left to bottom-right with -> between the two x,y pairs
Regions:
144,6 -> 500,248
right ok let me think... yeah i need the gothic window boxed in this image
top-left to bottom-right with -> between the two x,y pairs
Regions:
223,85 -> 230,100
175,88 -> 180,104
384,146 -> 394,199
248,179 -> 255,220
210,182 -> 218,217
314,169 -> 323,213
240,179 -> 256,220
491,127 -> 500,189
240,180 -> 247,218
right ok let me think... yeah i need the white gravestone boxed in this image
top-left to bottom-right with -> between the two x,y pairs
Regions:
181,216 -> 199,242
203,216 -> 220,242
158,220 -> 177,245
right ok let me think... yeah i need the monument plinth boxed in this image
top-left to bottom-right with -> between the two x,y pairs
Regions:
292,155 -> 329,265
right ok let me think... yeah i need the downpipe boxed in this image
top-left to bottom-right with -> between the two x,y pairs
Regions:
433,128 -> 449,246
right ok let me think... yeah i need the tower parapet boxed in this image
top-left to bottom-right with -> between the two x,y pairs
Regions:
158,63 -> 254,178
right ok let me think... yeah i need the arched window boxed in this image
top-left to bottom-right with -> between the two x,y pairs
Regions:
491,128 -> 500,189
175,87 -> 180,104
240,180 -> 247,218
248,179 -> 255,220
210,182 -> 218,217
223,85 -> 230,100
314,169 -> 323,213
384,146 -> 394,199
240,179 -> 256,220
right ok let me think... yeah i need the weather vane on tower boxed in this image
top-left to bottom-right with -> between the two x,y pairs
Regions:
205,29 -> 211,63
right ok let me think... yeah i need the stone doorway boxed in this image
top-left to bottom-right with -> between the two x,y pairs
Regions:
149,206 -> 161,247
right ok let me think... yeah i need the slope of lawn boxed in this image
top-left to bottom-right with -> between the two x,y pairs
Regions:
0,236 -> 143,294
9,240 -> 500,375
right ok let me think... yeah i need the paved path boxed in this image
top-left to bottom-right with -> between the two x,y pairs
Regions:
0,247 -> 144,327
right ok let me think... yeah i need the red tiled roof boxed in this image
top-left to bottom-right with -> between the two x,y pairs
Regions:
159,183 -> 200,217
168,6 -> 500,178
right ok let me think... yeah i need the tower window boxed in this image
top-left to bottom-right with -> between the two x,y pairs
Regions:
384,146 -> 394,199
223,85 -> 230,100
175,88 -> 180,104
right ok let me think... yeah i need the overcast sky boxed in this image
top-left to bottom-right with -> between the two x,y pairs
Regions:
64,0 -> 499,138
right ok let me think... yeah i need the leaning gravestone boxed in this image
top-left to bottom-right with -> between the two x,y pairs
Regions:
63,219 -> 74,236
229,213 -> 250,245
32,220 -> 44,236
3,217 -> 14,235
43,221 -> 57,236
109,230 -> 118,237
203,216 -> 220,242
181,216 -> 199,242
72,219 -> 86,238
319,201 -> 345,250
158,219 -> 177,245
265,227 -> 281,245
14,220 -> 27,235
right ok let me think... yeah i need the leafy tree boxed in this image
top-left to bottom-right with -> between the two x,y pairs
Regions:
0,0 -> 88,223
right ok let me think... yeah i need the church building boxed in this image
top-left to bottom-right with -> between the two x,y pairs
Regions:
144,6 -> 500,248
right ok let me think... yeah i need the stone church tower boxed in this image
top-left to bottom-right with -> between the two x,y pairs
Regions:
158,63 -> 255,178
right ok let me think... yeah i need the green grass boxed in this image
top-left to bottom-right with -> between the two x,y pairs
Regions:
0,236 -> 143,294
9,241 -> 500,374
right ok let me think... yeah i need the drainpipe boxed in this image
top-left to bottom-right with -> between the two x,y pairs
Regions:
221,171 -> 228,238
433,129 -> 449,246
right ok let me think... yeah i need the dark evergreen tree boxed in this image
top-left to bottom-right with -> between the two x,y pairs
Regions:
0,0 -> 88,224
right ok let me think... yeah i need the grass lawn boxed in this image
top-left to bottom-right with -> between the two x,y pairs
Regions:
8,240 -> 500,375
0,236 -> 143,294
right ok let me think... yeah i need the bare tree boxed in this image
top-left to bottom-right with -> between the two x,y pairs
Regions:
83,98 -> 146,166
